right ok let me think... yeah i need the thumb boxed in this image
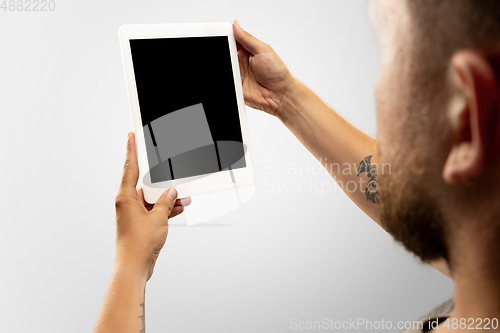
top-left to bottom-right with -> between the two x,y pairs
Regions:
232,20 -> 267,55
152,188 -> 178,220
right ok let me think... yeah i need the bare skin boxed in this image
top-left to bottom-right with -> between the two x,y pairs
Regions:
235,15 -> 500,331
93,132 -> 191,333
94,7 -> 500,330
233,19 -> 450,277
368,0 -> 500,331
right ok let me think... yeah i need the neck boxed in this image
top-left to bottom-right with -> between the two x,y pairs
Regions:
447,215 -> 500,328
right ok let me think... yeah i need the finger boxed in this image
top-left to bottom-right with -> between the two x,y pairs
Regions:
237,45 -> 250,79
152,188 -> 178,221
139,187 -> 188,207
168,206 -> 184,219
176,197 -> 192,207
119,132 -> 140,198
139,187 -> 187,211
232,20 -> 267,55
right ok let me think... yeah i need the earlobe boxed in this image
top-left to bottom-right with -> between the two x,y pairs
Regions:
442,142 -> 484,184
442,50 -> 499,185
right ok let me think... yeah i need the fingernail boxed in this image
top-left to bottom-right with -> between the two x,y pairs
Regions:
234,20 -> 240,28
179,197 -> 192,207
166,188 -> 177,201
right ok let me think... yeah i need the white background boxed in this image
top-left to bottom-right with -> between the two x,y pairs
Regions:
0,0 -> 453,332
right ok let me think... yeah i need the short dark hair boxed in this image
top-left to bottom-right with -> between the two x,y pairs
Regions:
405,0 -> 500,76
400,0 -> 500,140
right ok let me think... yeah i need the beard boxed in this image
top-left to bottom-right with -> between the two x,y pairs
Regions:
375,141 -> 449,263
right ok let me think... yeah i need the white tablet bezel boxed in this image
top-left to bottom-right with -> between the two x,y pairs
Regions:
118,22 -> 255,203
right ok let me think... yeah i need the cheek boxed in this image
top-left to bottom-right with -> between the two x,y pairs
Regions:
374,64 -> 411,167
374,68 -> 398,158
374,73 -> 385,135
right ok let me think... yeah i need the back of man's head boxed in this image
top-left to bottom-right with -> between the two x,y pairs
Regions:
372,0 -> 500,268
406,0 -> 500,90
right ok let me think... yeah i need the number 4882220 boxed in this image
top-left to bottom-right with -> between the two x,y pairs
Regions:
442,317 -> 499,330
1,0 -> 55,11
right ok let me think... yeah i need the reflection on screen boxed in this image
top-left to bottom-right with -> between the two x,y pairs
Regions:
130,36 -> 246,183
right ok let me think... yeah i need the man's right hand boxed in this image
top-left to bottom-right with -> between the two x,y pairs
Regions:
232,20 -> 296,120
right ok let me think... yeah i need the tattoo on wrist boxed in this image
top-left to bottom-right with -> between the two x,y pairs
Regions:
356,155 -> 380,204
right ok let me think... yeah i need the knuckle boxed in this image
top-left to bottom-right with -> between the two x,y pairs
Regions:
163,199 -> 175,209
114,196 -> 124,209
115,196 -> 133,209
123,160 -> 130,171
159,199 -> 175,212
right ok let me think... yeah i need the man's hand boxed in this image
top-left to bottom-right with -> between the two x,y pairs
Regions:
94,131 -> 192,333
232,20 -> 450,278
232,20 -> 297,120
114,131 -> 191,281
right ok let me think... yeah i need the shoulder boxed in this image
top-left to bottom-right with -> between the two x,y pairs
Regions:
397,295 -> 455,333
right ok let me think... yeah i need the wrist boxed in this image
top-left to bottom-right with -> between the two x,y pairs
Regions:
276,75 -> 307,125
114,246 -> 150,284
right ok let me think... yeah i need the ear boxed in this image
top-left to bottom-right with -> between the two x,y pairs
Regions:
442,50 -> 500,184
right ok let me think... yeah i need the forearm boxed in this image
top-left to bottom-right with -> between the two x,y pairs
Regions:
94,252 -> 148,333
278,78 -> 451,277
278,76 -> 380,222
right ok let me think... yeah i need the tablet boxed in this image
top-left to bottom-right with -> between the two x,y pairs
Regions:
118,22 -> 254,203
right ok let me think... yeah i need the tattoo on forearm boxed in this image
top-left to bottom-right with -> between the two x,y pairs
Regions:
138,301 -> 145,333
357,155 -> 380,204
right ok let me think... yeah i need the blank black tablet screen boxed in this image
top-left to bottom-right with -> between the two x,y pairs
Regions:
130,36 -> 246,183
